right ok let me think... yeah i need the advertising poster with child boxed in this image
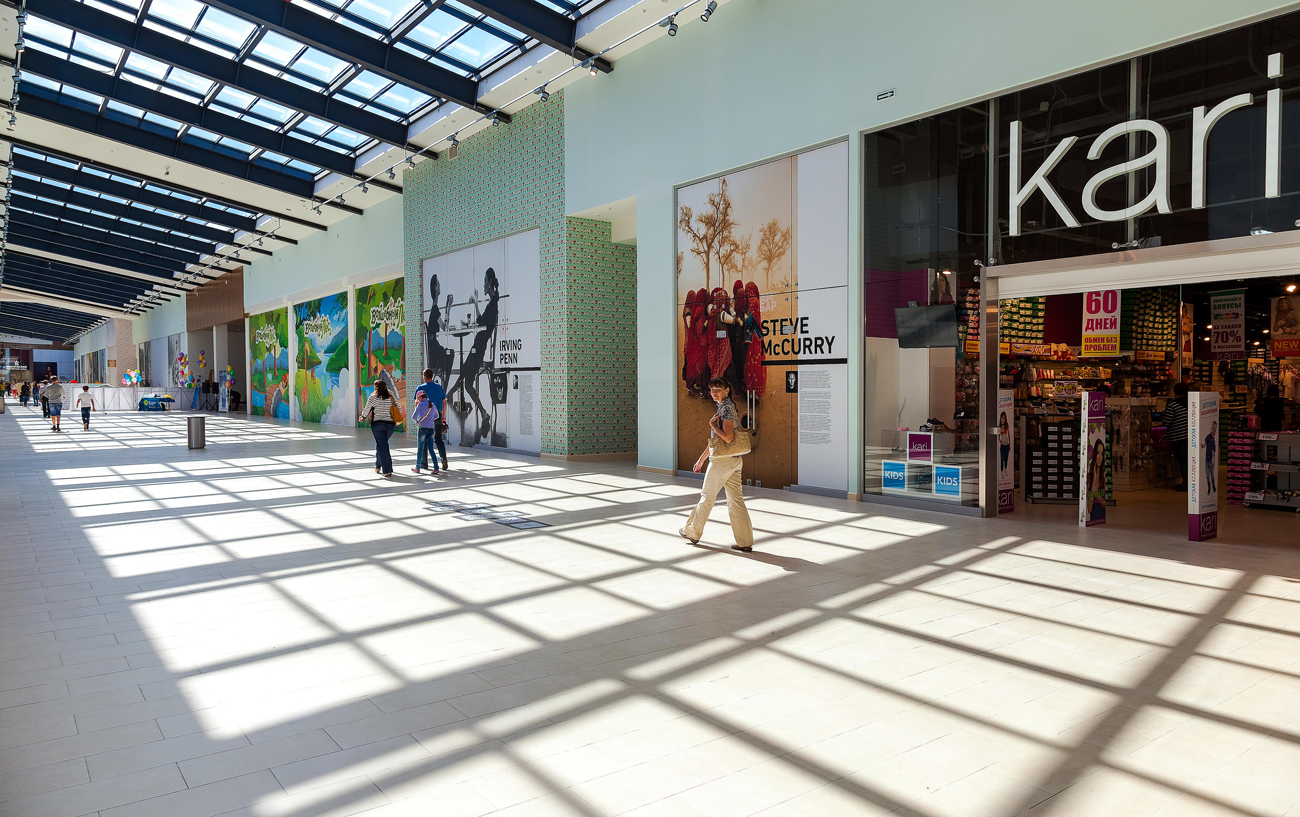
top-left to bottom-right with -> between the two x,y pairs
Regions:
1188,391 -> 1220,541
1079,391 -> 1107,527
997,390 -> 1014,513
1272,295 -> 1300,358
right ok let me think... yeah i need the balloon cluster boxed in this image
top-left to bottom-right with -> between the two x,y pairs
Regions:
120,369 -> 143,386
198,349 -> 207,370
225,364 -> 236,386
177,352 -> 195,387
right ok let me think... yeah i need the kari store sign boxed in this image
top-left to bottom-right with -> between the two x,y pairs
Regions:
1210,289 -> 1246,361
1008,53 -> 1286,237
1081,290 -> 1120,357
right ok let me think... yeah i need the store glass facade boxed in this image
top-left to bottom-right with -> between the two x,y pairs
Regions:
862,108 -> 987,507
863,9 -> 1300,512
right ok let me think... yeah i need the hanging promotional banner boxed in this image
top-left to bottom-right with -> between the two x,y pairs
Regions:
1188,391 -> 1220,541
997,390 -> 1014,514
1078,391 -> 1107,527
1210,289 -> 1246,361
1081,290 -> 1121,357
1180,302 -> 1195,368
1272,295 -> 1300,358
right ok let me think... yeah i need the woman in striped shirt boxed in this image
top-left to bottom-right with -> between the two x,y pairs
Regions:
359,379 -> 402,476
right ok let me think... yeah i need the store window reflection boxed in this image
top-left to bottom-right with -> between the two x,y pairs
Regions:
863,108 -> 987,507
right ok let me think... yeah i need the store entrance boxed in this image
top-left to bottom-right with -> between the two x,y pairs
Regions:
1000,274 -> 1299,539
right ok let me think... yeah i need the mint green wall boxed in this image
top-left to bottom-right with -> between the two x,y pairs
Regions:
244,194 -> 403,309
564,0 -> 1294,488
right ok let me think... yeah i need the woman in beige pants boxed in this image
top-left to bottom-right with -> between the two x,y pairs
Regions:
679,378 -> 755,552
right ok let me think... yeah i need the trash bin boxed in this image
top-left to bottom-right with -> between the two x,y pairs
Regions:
187,415 -> 205,449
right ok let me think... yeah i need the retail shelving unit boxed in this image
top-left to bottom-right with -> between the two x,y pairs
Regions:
1243,432 -> 1300,511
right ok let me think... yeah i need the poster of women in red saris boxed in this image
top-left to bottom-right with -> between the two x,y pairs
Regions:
676,144 -> 850,492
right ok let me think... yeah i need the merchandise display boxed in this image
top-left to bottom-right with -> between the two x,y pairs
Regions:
1000,297 -> 1046,345
1120,287 -> 1179,351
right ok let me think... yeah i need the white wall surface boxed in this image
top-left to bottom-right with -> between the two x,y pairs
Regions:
130,296 -> 186,348
563,0 -> 1294,489
74,321 -> 114,362
244,194 -> 402,310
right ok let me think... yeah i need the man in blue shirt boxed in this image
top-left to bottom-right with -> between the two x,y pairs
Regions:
415,368 -> 448,470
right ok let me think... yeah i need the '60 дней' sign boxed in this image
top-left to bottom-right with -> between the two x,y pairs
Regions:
1082,290 -> 1121,357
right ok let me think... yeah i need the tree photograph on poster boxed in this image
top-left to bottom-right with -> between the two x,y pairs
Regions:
355,278 -> 405,429
249,307 -> 289,418
293,292 -> 350,426
676,143 -> 849,491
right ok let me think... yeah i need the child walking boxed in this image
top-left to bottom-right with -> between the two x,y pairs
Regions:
411,391 -> 441,475
75,386 -> 97,431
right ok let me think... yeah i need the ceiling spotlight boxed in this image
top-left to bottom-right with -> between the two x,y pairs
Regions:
491,115 -> 500,126
1264,329 -> 1271,334
406,157 -> 415,169
1289,284 -> 1298,293
700,1 -> 717,22
535,86 -> 549,102
1254,340 -> 1261,345
661,15 -> 678,35
14,41 -> 23,53
582,59 -> 597,77
1203,337 -> 1210,341
450,136 -> 459,148
941,269 -> 952,275
15,12 -> 25,24
256,237 -> 264,246
387,168 -> 395,180
339,196 -> 345,204
313,206 -> 322,215
361,183 -> 369,194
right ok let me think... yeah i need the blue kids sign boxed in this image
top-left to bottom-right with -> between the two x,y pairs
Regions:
934,465 -> 962,499
882,460 -> 906,491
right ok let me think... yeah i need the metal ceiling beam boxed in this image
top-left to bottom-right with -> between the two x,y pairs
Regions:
1,298 -> 108,323
0,320 -> 70,341
3,265 -> 155,307
6,249 -> 177,291
0,283 -> 148,316
23,49 -> 360,177
25,0 -> 414,149
9,210 -> 204,266
456,0 -> 610,70
20,92 -> 321,199
200,0 -> 500,118
0,308 -> 95,331
11,175 -> 235,245
8,144 -> 257,232
10,195 -> 220,257
3,137 -> 338,227
8,225 -> 187,277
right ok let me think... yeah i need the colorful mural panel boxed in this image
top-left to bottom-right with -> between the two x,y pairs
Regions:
293,292 -> 350,426
249,307 -> 289,418
356,277 -> 406,429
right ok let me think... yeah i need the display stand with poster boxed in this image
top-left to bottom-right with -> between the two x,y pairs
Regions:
1079,391 -> 1108,527
219,373 -> 229,413
997,390 -> 1015,513
1188,391 -> 1220,541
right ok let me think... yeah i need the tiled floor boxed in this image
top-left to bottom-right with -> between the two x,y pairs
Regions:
2,405 -> 1299,817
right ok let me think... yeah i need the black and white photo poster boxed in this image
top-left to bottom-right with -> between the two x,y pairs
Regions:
423,230 -> 541,452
